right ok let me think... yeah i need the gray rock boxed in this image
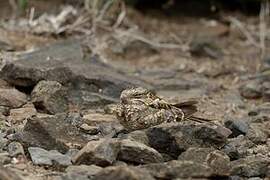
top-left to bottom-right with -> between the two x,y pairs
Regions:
224,118 -> 250,137
0,40 -> 150,109
189,37 -> 223,59
65,149 -> 80,158
222,135 -> 255,160
93,166 -> 155,180
72,139 -> 120,166
230,155 -> 270,177
83,113 -> 123,137
63,165 -> 102,180
0,88 -> 27,108
246,123 -> 268,144
178,147 -> 231,176
146,122 -> 231,157
118,139 -> 163,164
80,124 -> 100,135
120,130 -> 149,146
16,113 -> 88,153
7,142 -> 24,157
66,164 -> 102,175
239,81 -> 262,99
31,80 -> 68,114
28,147 -> 72,167
7,104 -> 37,124
141,160 -> 213,179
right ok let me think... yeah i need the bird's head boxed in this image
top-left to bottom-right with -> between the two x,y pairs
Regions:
120,87 -> 155,104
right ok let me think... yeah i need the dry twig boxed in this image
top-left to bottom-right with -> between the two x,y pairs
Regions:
229,16 -> 260,48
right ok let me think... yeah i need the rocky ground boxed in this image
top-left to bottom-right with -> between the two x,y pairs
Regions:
0,1 -> 270,180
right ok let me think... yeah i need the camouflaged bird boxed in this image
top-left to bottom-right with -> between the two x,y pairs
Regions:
114,87 -> 211,131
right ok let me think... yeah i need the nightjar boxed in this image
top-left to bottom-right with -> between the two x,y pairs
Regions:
114,87 -> 211,131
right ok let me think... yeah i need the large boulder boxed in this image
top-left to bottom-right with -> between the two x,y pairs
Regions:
15,113 -> 88,153
0,39 -> 151,109
146,121 -> 231,157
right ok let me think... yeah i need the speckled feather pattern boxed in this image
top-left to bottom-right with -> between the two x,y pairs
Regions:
115,87 -> 209,131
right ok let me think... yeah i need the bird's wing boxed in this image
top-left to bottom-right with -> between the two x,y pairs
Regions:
172,100 -> 198,108
172,100 -> 198,117
185,116 -> 213,123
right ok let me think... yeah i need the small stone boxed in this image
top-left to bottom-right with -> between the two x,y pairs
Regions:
31,80 -> 68,114
28,147 -> 72,167
246,123 -> 268,144
7,142 -> 25,157
224,118 -> 249,137
80,124 -> 100,135
0,88 -> 27,108
222,135 -> 255,160
65,149 -> 80,159
120,130 -> 149,146
83,113 -> 123,137
141,160 -> 213,179
65,165 -> 102,179
178,147 -> 231,176
239,81 -> 262,99
93,166 -> 155,180
230,155 -> 270,177
72,139 -> 120,166
7,105 -> 37,124
189,37 -> 223,59
118,139 -> 163,164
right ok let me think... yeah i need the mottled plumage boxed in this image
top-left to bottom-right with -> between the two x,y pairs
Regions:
115,87 -> 211,131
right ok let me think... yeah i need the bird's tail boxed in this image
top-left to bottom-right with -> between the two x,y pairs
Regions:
185,116 -> 213,123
